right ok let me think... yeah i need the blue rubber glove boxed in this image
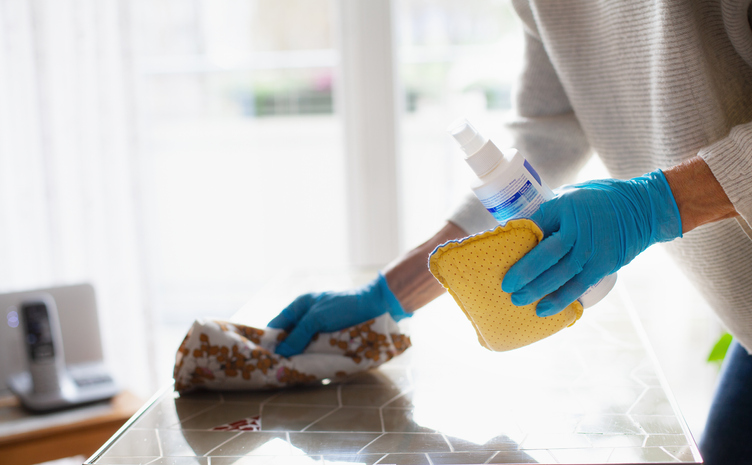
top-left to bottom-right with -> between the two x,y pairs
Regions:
268,273 -> 410,357
502,170 -> 682,317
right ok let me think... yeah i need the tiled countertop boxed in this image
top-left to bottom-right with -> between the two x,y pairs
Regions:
85,276 -> 702,464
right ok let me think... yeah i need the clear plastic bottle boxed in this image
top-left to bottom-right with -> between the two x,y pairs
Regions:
448,118 -> 616,308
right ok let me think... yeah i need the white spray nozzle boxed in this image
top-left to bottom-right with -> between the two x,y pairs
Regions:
448,119 -> 487,157
448,118 -> 505,177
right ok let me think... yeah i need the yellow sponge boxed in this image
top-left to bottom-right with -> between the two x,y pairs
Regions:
429,219 -> 583,352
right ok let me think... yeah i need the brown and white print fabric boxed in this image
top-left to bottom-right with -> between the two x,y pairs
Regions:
173,314 -> 411,392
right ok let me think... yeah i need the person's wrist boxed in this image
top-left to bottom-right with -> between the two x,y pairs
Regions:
662,157 -> 738,233
376,273 -> 411,321
644,170 -> 683,243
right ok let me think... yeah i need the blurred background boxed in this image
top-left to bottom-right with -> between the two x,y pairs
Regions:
0,0 -> 722,441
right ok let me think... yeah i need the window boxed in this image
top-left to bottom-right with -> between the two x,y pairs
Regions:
132,0 -> 527,381
395,0 -> 523,248
132,0 -> 346,379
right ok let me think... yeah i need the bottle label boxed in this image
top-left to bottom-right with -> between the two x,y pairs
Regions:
523,159 -> 542,186
480,174 -> 546,223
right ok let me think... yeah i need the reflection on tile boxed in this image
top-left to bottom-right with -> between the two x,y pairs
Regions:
157,429 -> 238,456
428,451 -> 496,464
260,404 -> 336,431
88,280 -> 703,464
507,356 -> 584,387
218,390 -> 281,404
630,415 -> 684,434
177,403 -> 261,430
573,372 -> 644,389
517,414 -> 581,434
382,408 -> 434,433
445,434 -> 519,452
664,445 -> 700,462
177,391 -> 223,402
207,432 -> 290,456
607,446 -> 676,463
320,454 -> 385,465
629,388 -> 675,415
360,433 -> 450,454
289,432 -> 381,455
375,453 -> 430,464
129,407 -> 178,430
548,447 -> 613,464
644,434 -> 689,447
91,459 -> 159,464
574,350 -> 647,387
512,386 -> 580,415
340,386 -> 404,407
267,385 -> 340,406
576,414 -> 643,434
174,395 -> 226,420
487,449 -> 556,464
132,396 -> 220,429
340,368 -> 411,389
631,362 -> 662,386
411,400 -> 522,444
584,434 -> 645,448
407,367 -> 464,390
382,391 -> 414,409
101,429 -> 161,457
211,457 -> 322,465
520,433 -> 591,450
148,458 -> 209,465
574,386 -> 646,414
592,320 -> 642,345
306,407 -> 382,432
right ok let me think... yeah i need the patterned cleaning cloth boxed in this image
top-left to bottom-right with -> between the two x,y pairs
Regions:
173,314 -> 410,392
429,218 -> 584,352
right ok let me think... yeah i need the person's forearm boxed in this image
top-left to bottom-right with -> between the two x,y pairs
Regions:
663,156 -> 738,233
383,221 -> 468,313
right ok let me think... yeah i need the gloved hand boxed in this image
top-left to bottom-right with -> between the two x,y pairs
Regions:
268,273 -> 410,357
502,170 -> 682,317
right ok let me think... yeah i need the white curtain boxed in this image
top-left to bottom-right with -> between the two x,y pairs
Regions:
0,0 -> 156,398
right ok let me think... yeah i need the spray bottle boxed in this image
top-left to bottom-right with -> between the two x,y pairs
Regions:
448,118 -> 616,309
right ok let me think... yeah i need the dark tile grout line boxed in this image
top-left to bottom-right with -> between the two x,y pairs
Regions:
626,386 -> 651,416
299,384 -> 344,432
154,428 -> 164,457
378,387 -> 414,409
378,404 -> 386,435
201,431 -> 244,457
162,399 -> 224,429
483,449 -> 498,464
440,432 -> 454,453
356,432 -> 387,455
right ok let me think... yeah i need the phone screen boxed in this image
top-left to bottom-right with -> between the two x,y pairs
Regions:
22,302 -> 56,361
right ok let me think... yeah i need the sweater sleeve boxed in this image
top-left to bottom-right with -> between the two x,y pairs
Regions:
507,0 -> 593,188
699,0 -> 752,229
699,121 -> 752,229
447,0 -> 593,235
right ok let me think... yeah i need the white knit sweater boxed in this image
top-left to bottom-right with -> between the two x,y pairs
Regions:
449,0 -> 752,350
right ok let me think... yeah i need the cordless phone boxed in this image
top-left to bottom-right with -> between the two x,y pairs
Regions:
21,297 -> 67,394
6,291 -> 119,411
